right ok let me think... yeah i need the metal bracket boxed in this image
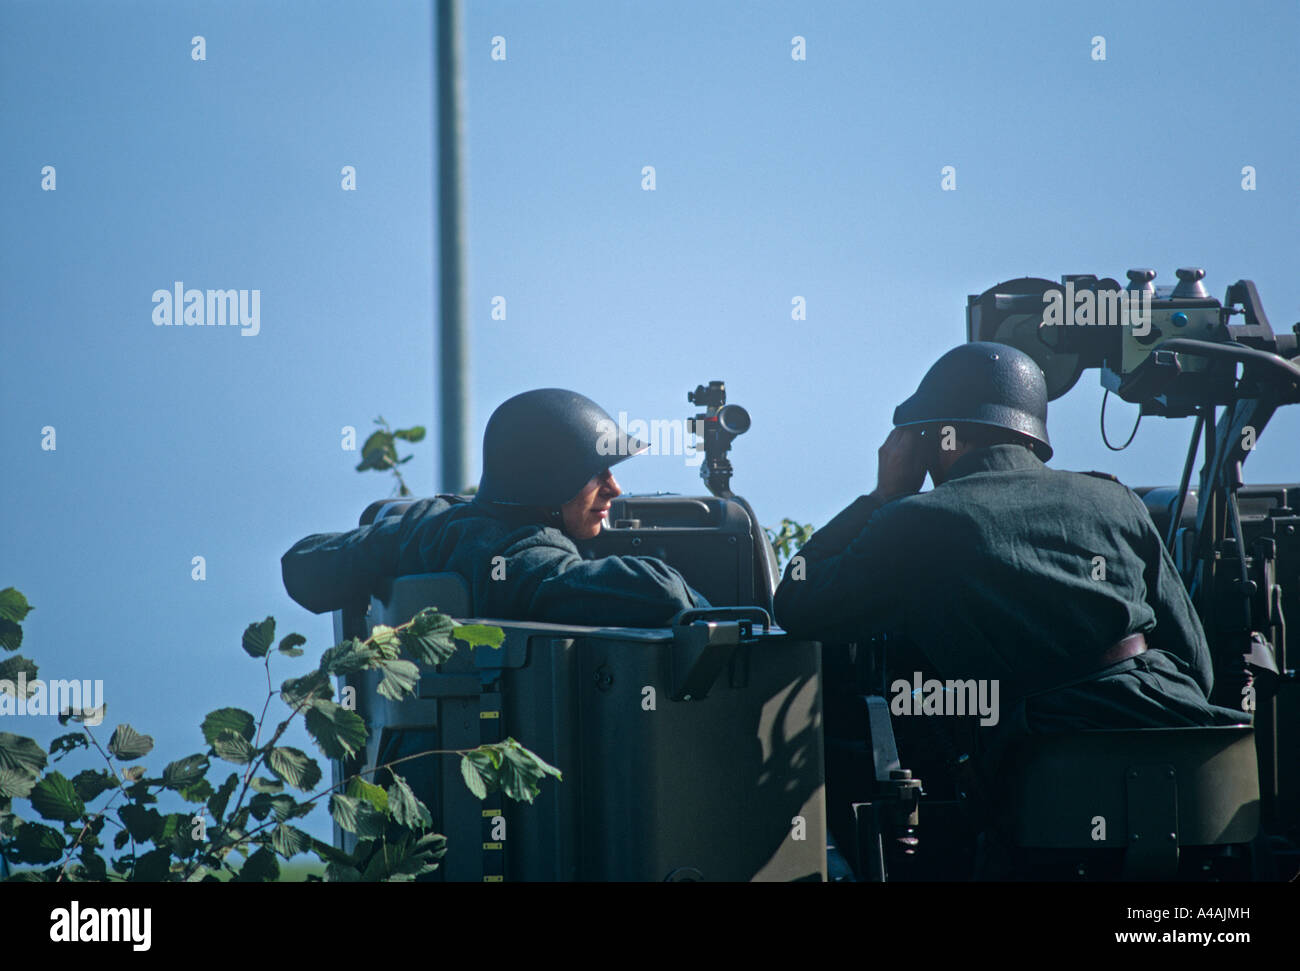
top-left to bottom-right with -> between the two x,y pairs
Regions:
670,621 -> 741,701
1122,763 -> 1180,880
866,695 -> 901,782
851,802 -> 888,882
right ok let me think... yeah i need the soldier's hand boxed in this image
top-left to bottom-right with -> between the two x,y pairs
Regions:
871,427 -> 927,502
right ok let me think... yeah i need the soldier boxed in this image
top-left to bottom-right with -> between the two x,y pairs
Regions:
282,388 -> 709,627
774,342 -> 1244,871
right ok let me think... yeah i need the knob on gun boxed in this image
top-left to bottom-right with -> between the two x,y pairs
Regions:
1172,267 -> 1209,299
1126,268 -> 1157,292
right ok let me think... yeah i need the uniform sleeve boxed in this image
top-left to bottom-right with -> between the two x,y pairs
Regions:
773,493 -> 912,642
484,530 -> 710,628
280,499 -> 440,614
1130,491 -> 1216,695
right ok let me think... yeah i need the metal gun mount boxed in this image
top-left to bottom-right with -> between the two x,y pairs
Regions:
687,380 -> 751,499
967,267 -> 1300,416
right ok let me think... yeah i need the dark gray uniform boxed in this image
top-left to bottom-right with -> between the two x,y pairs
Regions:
775,444 -> 1244,731
283,496 -> 709,627
776,443 -> 1244,874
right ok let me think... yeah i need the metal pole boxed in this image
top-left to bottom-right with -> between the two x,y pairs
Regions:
436,0 -> 469,493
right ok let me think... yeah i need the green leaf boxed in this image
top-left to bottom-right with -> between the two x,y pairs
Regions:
242,617 -> 276,658
281,669 -> 332,709
354,451 -> 390,473
72,813 -> 105,847
387,774 -> 433,830
401,832 -> 446,878
459,754 -> 488,799
130,846 -> 172,881
207,773 -> 239,823
0,588 -> 33,625
0,618 -> 21,653
357,430 -> 396,471
10,821 -> 64,864
490,738 -> 562,805
249,776 -> 283,794
178,777 -> 213,804
211,729 -> 255,765
303,700 -> 367,760
5,869 -> 49,882
249,792 -> 296,822
200,707 -> 256,745
361,830 -> 446,881
325,861 -> 362,882
375,658 -> 420,701
221,804 -> 250,839
392,425 -> 426,443
369,625 -> 400,657
271,823 -> 313,859
398,608 -> 459,665
345,777 -> 388,813
107,724 -> 154,760
121,766 -> 146,783
358,448 -> 397,472
155,813 -> 181,843
0,655 -> 37,693
161,813 -> 204,858
453,623 -> 505,649
0,732 -> 47,778
71,769 -> 117,803
415,831 -> 447,865
0,769 -> 36,799
234,846 -> 280,882
48,733 -> 88,761
77,847 -> 109,881
162,754 -> 209,790
278,633 -> 307,656
308,835 -> 353,866
119,803 -> 164,842
58,703 -> 105,726
267,747 -> 321,792
319,638 -> 379,676
29,772 -> 85,822
328,793 -> 386,838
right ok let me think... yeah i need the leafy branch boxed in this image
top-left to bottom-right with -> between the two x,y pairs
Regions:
354,416 -> 426,498
0,588 -> 561,882
764,518 -> 814,570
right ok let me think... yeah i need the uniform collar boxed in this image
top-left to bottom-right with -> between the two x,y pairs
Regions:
945,443 -> 1045,482
471,494 -> 565,528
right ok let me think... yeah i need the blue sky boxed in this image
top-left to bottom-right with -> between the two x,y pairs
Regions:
2,0 -> 1297,846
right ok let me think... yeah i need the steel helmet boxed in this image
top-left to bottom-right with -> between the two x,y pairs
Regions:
892,341 -> 1053,461
476,389 -> 648,510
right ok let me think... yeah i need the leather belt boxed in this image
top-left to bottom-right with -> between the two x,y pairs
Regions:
1098,632 -> 1147,669
1019,633 -> 1151,708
